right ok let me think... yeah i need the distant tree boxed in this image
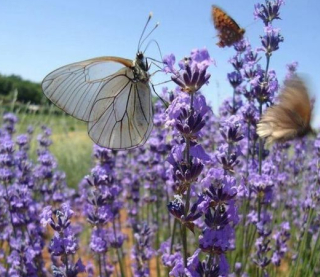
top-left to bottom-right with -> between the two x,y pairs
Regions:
0,74 -> 44,104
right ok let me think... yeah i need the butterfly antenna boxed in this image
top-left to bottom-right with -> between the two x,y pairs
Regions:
143,39 -> 163,63
244,20 -> 258,29
137,12 -> 153,52
139,22 -> 160,51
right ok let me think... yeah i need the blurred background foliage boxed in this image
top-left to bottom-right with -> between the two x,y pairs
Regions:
0,73 -> 44,105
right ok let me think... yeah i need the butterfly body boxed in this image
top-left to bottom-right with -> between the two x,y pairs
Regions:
257,76 -> 313,144
212,6 -> 245,47
42,52 -> 153,150
132,52 -> 150,83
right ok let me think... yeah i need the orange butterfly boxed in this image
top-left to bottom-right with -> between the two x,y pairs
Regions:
212,5 -> 245,47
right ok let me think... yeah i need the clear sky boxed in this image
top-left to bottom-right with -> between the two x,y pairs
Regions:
0,0 -> 320,125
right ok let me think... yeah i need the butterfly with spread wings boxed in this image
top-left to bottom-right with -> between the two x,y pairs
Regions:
257,75 -> 314,144
212,5 -> 245,47
42,15 -> 157,150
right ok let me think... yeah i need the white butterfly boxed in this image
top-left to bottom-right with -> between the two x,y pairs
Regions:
42,15 -> 156,150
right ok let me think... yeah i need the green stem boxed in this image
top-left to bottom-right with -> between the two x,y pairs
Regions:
156,192 -> 161,277
264,54 -> 271,82
290,208 -> 314,277
241,197 -> 250,265
257,196 -> 262,222
242,223 -> 256,273
170,219 -> 177,254
181,222 -> 187,267
182,185 -> 192,267
258,102 -> 263,175
166,188 -> 171,235
246,122 -> 251,177
98,252 -> 102,276
64,253 -> 69,274
232,88 -> 236,114
113,220 -> 126,277
309,231 -> 320,274
258,53 -> 271,175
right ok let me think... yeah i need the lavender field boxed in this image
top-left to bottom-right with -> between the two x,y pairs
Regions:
1,1 -> 319,277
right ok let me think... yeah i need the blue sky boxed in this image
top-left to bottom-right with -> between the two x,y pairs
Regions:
0,0 -> 320,125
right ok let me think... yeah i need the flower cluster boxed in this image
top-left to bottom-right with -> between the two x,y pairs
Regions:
40,204 -> 86,277
1,1 -> 319,277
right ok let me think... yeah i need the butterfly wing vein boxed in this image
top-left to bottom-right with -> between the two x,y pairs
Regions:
42,58 -> 153,149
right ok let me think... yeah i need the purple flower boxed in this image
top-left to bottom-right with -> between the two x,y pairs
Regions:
249,173 -> 274,204
49,233 -> 78,256
220,116 -> 244,143
107,228 -> 126,248
254,0 -> 285,25
189,48 -> 215,70
49,204 -> 73,232
271,222 -> 290,266
233,39 -> 248,53
229,55 -> 244,71
244,49 -> 260,65
240,103 -> 259,125
168,195 -> 202,233
90,228 -> 108,253
40,205 -> 53,227
37,133 -> 52,148
163,53 -> 177,74
285,61 -> 298,79
3,113 -> 18,124
171,62 -> 211,94
167,145 -> 204,193
199,224 -> 235,254
0,140 -> 14,154
0,167 -> 14,183
228,71 -> 243,88
260,25 -> 284,54
252,78 -> 274,105
175,108 -> 206,138
93,145 -> 114,172
132,223 -> 154,276
253,237 -> 272,269
164,49 -> 212,94
15,134 -> 29,149
169,258 -> 185,277
205,181 -> 237,212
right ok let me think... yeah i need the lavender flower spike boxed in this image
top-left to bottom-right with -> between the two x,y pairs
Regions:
261,25 -> 284,55
254,0 -> 285,26
171,60 -> 211,94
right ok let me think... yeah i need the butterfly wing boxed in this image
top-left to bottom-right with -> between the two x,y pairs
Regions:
42,57 -> 153,149
212,5 -> 245,47
279,77 -> 312,126
87,74 -> 153,149
257,76 -> 312,143
42,57 -> 133,122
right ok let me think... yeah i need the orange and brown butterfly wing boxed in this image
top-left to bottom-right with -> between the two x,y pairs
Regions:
212,6 -> 245,47
257,76 -> 313,144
